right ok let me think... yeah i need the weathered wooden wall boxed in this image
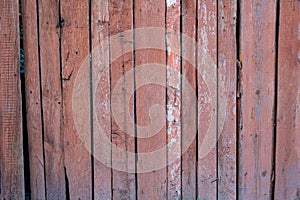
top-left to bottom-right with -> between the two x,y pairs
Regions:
0,0 -> 24,199
0,0 -> 299,199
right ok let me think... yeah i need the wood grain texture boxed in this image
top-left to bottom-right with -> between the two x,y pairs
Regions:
135,0 -> 167,199
217,0 -> 237,199
181,0 -> 197,198
91,0 -> 111,199
38,0 -> 65,198
61,0 -> 92,199
108,0 -> 136,199
166,0 -> 181,199
197,0 -> 218,199
238,0 -> 277,199
21,0 -> 46,198
0,0 -> 25,198
275,0 -> 300,199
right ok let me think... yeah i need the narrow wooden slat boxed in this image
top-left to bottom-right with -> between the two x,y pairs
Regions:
197,0 -> 218,199
238,0 -> 276,199
135,0 -> 167,198
108,0 -> 136,199
275,0 -> 300,199
181,0 -> 197,198
91,0 -> 111,198
166,0 -> 181,198
38,0 -> 65,198
0,0 -> 24,198
217,0 -> 237,199
21,0 -> 46,198
61,0 -> 92,198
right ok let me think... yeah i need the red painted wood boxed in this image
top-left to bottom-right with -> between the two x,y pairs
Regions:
239,0 -> 277,199
61,0 -> 92,198
38,0 -> 65,198
13,1 -> 300,199
275,0 -> 300,199
197,0 -> 218,199
91,0 -> 111,198
135,0 -> 167,199
108,0 -> 136,199
0,0 -> 25,198
181,0 -> 197,198
217,0 -> 237,199
21,0 -> 46,198
166,0 -> 181,198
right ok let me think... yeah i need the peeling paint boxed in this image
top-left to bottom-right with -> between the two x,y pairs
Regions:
167,104 -> 175,124
167,0 -> 176,7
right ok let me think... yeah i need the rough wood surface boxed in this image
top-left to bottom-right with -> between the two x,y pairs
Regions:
21,0 -> 46,198
135,0 -> 167,199
108,0 -> 136,199
166,0 -> 181,198
238,0 -> 277,199
197,0 -> 218,199
0,0 -> 24,198
275,0 -> 300,199
91,0 -> 111,199
38,0 -> 65,198
5,0 -> 300,199
181,0 -> 197,198
217,0 -> 237,199
61,0 -> 92,199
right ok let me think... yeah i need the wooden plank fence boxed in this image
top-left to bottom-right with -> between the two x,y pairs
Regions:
0,0 -> 299,199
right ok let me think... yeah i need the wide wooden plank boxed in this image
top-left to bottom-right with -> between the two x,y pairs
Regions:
197,0 -> 218,199
238,0 -> 277,199
0,0 -> 25,198
108,0 -> 136,199
91,0 -> 111,198
217,0 -> 237,199
61,0 -> 92,199
275,0 -> 300,199
38,0 -> 65,198
135,0 -> 167,199
21,0 -> 46,198
181,0 -> 197,198
166,0 -> 181,198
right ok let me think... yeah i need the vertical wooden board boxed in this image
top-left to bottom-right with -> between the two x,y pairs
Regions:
197,0 -> 218,199
108,0 -> 136,199
275,0 -> 300,199
239,0 -> 276,199
38,0 -> 65,198
135,0 -> 167,199
91,0 -> 111,199
166,0 -> 181,199
61,0 -> 92,199
21,0 -> 46,198
217,0 -> 237,199
181,0 -> 197,198
0,0 -> 25,198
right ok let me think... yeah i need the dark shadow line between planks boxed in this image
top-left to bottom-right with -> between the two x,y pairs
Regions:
132,0 -> 138,199
19,0 -> 31,195
179,0 -> 183,198
195,0 -> 199,198
57,0 -> 69,198
108,8 -> 114,200
131,0 -> 138,198
88,0 -> 95,199
236,0 -> 241,199
271,0 -> 280,198
164,1 -> 168,199
57,0 -> 70,198
35,0 -> 47,197
216,0 -> 219,199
